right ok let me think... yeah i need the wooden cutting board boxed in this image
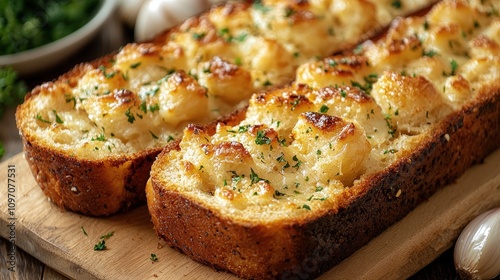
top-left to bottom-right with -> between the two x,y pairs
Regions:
1,150 -> 499,280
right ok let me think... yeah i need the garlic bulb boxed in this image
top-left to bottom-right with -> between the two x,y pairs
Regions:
134,0 -> 229,42
454,208 -> 500,279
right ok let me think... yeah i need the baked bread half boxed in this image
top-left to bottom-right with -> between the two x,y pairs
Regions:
147,0 -> 500,278
16,0 -> 436,216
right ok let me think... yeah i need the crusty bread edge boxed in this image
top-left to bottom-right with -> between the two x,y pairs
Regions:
146,86 -> 500,279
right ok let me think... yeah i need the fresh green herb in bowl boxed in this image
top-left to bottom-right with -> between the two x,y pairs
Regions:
0,0 -> 116,75
0,0 -> 100,56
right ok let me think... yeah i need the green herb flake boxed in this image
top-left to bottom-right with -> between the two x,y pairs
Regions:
292,155 -> 302,170
255,130 -> 271,145
150,130 -> 159,139
130,62 -> 141,69
233,33 -> 248,42
94,240 -> 106,251
192,32 -> 206,40
99,65 -> 115,79
100,231 -> 115,240
391,0 -> 402,9
319,104 -> 329,113
35,113 -> 51,124
90,132 -> 105,142
302,204 -> 311,210
234,57 -> 242,66
274,190 -> 285,197
150,253 -> 158,262
125,107 -> 135,123
250,168 -> 268,185
423,50 -> 438,57
253,1 -> 271,13
450,59 -> 458,76
52,110 -> 63,124
81,226 -> 88,236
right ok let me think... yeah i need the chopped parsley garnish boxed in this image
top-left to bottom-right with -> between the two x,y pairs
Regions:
423,20 -> 429,30
351,74 -> 378,94
423,50 -> 438,57
274,190 -> 286,198
65,94 -> 77,108
443,59 -> 459,76
234,57 -> 242,66
391,0 -> 402,9
384,115 -> 396,138
284,7 -> 295,17
302,204 -> 311,210
319,105 -> 329,113
99,65 -> 115,79
150,130 -> 159,139
229,171 -> 245,184
290,98 -> 301,110
125,107 -> 135,123
292,155 -> 302,170
150,254 -> 158,262
35,113 -> 51,124
255,130 -> 271,145
53,110 -> 63,124
384,149 -> 397,154
130,62 -> 141,69
167,135 -> 174,142
100,231 -> 115,239
192,32 -> 206,40
146,86 -> 160,96
81,226 -> 88,236
91,133 -> 106,142
233,33 -> 248,42
253,1 -> 271,13
94,240 -> 106,251
250,168 -> 268,185
450,59 -> 458,76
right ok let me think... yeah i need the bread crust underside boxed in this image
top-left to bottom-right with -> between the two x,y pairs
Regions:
147,87 -> 500,279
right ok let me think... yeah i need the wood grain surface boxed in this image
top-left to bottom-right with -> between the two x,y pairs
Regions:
0,149 -> 499,280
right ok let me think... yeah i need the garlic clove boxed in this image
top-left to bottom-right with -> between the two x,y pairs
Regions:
454,207 -> 500,280
134,0 -> 229,42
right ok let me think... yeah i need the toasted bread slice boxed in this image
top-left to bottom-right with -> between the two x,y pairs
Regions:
147,0 -> 500,278
16,0 -> 436,216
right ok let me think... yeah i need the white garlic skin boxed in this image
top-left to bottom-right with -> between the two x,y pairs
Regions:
134,0 -> 229,42
118,0 -> 148,28
454,207 -> 500,280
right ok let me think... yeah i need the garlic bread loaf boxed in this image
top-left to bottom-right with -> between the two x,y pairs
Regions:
147,0 -> 500,278
16,0 -> 436,216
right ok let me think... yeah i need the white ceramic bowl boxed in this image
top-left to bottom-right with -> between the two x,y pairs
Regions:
0,0 -> 116,76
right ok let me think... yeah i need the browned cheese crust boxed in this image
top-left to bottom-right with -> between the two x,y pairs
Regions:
16,0 -> 436,216
147,0 -> 500,278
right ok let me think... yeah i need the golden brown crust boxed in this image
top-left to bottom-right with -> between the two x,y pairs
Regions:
148,86 -> 500,279
21,135 -> 161,216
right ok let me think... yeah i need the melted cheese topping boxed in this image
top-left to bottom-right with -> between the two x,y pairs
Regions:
161,0 -> 500,220
22,0 -> 436,159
